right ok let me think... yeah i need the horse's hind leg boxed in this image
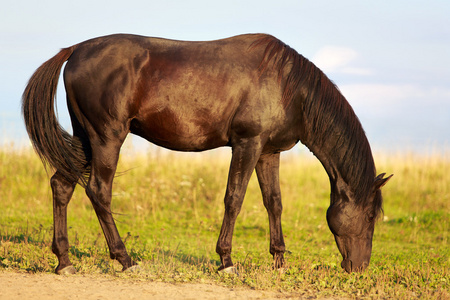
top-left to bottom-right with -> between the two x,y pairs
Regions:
51,171 -> 77,274
86,141 -> 137,271
255,153 -> 285,268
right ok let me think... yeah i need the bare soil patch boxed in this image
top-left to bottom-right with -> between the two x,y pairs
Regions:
0,270 -> 299,299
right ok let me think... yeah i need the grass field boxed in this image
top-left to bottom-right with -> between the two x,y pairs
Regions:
0,144 -> 449,299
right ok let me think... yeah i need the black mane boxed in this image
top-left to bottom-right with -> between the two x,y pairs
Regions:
253,35 -> 380,216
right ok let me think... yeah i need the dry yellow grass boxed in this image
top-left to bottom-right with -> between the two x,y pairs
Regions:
1,146 -> 449,299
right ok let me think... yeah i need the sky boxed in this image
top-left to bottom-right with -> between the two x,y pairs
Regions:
1,0 -> 449,154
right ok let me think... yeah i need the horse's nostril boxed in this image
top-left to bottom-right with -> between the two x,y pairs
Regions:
341,259 -> 352,273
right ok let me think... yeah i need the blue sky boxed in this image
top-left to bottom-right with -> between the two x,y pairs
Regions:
1,0 -> 449,153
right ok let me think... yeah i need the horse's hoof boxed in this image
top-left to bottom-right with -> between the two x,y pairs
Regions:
219,266 -> 239,276
124,264 -> 140,273
56,266 -> 77,275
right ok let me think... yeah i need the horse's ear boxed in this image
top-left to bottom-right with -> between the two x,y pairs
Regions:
374,173 -> 393,190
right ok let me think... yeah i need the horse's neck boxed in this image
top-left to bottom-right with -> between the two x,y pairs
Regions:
306,142 -> 342,187
300,120 -> 375,204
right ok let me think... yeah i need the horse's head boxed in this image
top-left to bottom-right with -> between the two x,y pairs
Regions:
326,173 -> 392,273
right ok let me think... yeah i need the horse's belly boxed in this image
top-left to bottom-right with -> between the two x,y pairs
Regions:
130,107 -> 231,151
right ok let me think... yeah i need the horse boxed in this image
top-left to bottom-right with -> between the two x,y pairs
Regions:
22,33 -> 392,275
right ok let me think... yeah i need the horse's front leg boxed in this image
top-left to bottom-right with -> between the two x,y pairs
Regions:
216,138 -> 263,272
255,153 -> 285,269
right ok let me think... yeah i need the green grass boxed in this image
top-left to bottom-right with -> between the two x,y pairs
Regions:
1,146 -> 449,299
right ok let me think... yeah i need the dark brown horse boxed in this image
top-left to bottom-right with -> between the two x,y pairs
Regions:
22,33 -> 392,274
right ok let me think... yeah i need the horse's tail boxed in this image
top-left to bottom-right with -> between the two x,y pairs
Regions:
22,46 -> 89,185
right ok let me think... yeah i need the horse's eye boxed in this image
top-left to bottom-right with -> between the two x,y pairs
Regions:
366,214 -> 375,223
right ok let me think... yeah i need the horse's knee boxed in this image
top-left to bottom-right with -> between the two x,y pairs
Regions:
224,193 -> 244,218
271,197 -> 283,215
225,205 -> 241,219
264,194 -> 283,216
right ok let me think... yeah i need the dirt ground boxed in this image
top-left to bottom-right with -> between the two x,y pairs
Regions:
0,270 -> 302,300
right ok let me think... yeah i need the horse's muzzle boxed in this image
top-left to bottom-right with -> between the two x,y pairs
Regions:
341,259 -> 369,273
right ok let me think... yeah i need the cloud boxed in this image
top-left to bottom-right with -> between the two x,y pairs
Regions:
312,46 -> 372,75
340,84 -> 450,105
338,83 -> 450,148
312,46 -> 357,69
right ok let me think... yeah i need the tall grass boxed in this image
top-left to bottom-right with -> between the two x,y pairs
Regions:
0,146 -> 449,299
